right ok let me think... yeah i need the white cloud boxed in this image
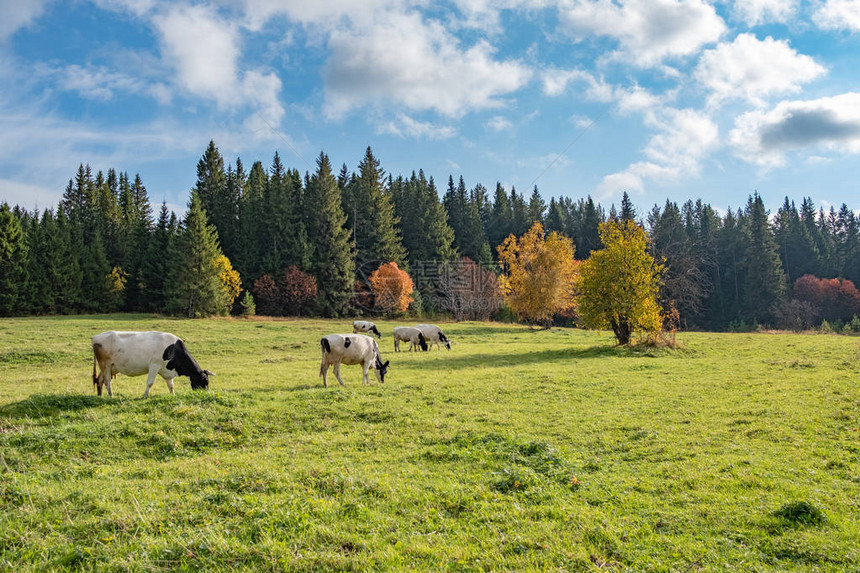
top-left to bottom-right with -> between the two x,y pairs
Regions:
556,0 -> 727,67
732,0 -> 797,26
730,92 -> 860,167
0,178 -> 62,210
153,5 -> 284,124
323,10 -> 531,118
240,0 -> 404,31
49,64 -> 145,101
596,108 -> 718,200
541,68 -> 613,100
695,34 -> 826,107
377,114 -> 457,139
813,0 -> 860,31
0,0 -> 52,41
486,116 -> 514,131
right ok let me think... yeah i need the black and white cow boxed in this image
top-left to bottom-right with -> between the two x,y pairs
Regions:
414,324 -> 451,350
320,334 -> 389,386
352,320 -> 382,338
91,331 -> 212,397
392,326 -> 428,352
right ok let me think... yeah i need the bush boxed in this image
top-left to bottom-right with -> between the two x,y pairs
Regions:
369,262 -> 414,316
239,291 -> 255,317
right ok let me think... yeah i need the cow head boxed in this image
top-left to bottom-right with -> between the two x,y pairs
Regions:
375,356 -> 390,382
439,332 -> 451,350
190,369 -> 212,390
417,332 -> 428,351
370,325 -> 382,338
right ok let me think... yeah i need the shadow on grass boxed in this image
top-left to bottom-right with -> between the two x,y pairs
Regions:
409,345 -> 625,370
0,393 -> 114,419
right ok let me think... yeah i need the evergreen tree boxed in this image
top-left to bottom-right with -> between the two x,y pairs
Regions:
260,152 -> 310,275
45,208 -> 83,313
140,203 -> 177,312
123,174 -> 153,310
742,194 -> 786,325
527,185 -> 546,226
0,203 -> 29,315
619,191 -> 637,223
347,147 -> 407,272
545,197 -> 567,235
835,203 -> 860,284
166,192 -> 229,317
774,197 -> 819,284
236,160 -> 268,282
306,152 -> 356,316
488,183 -> 512,251
509,187 -> 529,236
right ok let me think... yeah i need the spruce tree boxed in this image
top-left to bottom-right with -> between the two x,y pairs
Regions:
140,203 -> 176,312
0,203 -> 29,315
488,183 -> 512,251
527,185 -> 546,226
742,194 -> 786,325
306,152 -> 356,316
348,146 -> 407,272
510,187 -> 529,236
166,192 -> 229,317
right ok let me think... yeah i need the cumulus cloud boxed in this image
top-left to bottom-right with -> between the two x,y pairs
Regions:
541,68 -> 613,100
730,93 -> 860,166
323,10 -> 531,119
813,0 -> 860,31
0,0 -> 52,41
153,5 -> 283,124
695,34 -> 825,107
596,108 -> 718,199
377,114 -> 457,139
732,0 -> 797,25
556,0 -> 727,67
486,116 -> 514,131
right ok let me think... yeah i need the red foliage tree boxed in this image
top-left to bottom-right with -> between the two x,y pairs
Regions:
252,274 -> 280,316
279,265 -> 318,316
792,274 -> 860,323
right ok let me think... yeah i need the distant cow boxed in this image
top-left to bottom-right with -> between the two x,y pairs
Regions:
320,334 -> 389,387
415,324 -> 451,350
91,331 -> 212,397
352,320 -> 382,338
392,326 -> 428,352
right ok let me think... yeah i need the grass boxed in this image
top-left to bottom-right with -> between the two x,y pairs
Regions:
0,314 -> 858,571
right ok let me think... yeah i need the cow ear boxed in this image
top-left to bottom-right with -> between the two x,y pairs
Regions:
383,360 -> 390,368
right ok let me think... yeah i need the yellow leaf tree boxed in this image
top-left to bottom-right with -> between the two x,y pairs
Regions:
576,219 -> 664,345
369,262 -> 414,315
214,255 -> 242,311
497,222 -> 578,327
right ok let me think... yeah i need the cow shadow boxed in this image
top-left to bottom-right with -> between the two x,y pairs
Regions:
0,393 -> 115,420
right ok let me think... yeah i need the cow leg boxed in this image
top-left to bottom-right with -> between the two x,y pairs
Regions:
333,363 -> 346,386
143,364 -> 159,398
394,339 -> 399,352
361,361 -> 370,384
165,377 -> 175,395
105,371 -> 113,397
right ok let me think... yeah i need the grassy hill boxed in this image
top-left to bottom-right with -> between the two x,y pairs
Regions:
1,315 -> 858,571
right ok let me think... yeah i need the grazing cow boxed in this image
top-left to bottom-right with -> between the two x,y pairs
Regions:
414,324 -> 451,350
91,331 -> 212,397
392,326 -> 428,352
352,320 -> 382,338
320,334 -> 389,387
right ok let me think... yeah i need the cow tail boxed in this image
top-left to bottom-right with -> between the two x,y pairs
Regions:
92,344 -> 99,387
320,338 -> 330,377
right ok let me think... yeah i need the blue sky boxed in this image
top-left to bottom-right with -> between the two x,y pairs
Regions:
1,0 -> 859,218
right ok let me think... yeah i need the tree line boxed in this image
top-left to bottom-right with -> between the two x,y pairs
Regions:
1,140 -> 859,330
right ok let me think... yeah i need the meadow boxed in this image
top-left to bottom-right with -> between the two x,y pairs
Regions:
0,315 -> 858,572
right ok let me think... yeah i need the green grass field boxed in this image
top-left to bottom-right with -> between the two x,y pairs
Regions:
0,315 -> 858,571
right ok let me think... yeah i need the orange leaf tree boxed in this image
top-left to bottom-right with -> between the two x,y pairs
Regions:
497,222 -> 578,326
369,262 -> 414,315
576,219 -> 664,345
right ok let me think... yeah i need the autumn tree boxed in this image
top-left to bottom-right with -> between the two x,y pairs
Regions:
497,222 -> 578,326
214,254 -> 242,311
369,262 -> 414,315
280,265 -> 318,316
577,220 -> 664,345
